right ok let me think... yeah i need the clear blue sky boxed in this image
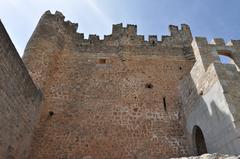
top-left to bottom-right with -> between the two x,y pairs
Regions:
1,0 -> 240,56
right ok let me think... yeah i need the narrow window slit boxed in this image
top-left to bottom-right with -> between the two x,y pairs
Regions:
163,97 -> 167,112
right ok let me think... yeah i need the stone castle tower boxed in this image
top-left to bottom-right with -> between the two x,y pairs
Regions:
0,11 -> 240,159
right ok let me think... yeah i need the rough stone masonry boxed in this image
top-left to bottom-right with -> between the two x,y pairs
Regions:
0,10 -> 240,159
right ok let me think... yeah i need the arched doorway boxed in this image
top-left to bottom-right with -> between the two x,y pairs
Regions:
192,126 -> 207,155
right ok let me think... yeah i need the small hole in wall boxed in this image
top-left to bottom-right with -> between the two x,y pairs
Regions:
133,108 -> 138,112
98,59 -> 106,64
48,111 -> 54,117
199,90 -> 203,96
163,97 -> 167,112
179,67 -> 182,70
75,137 -> 79,142
7,145 -> 14,153
151,40 -> 156,46
145,83 -> 153,89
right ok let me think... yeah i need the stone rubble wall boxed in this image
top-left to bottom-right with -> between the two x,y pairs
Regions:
0,20 -> 42,159
1,9 -> 240,159
22,11 -> 195,159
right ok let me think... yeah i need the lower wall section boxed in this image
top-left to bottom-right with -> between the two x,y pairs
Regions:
0,21 -> 42,159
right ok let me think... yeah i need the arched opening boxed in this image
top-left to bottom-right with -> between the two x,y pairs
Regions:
217,50 -> 234,64
217,50 -> 239,71
192,126 -> 207,155
219,55 -> 232,64
217,50 -> 233,59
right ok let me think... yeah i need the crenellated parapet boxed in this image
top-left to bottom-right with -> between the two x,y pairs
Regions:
88,23 -> 192,47
22,10 -> 196,90
227,40 -> 240,48
21,10 -> 196,62
192,37 -> 240,72
23,10 -> 79,89
29,11 -> 193,49
111,23 -> 137,37
193,37 -> 240,48
42,10 -> 78,35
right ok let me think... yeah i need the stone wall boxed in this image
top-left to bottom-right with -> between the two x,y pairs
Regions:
0,20 -> 42,159
1,10 -> 240,159
23,11 -> 195,159
180,38 -> 240,155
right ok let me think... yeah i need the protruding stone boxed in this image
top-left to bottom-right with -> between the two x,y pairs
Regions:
227,40 -> 240,47
112,23 -> 123,36
126,24 -> 137,36
169,25 -> 179,36
44,10 -> 51,15
55,10 -> 65,20
181,24 -> 190,31
210,38 -> 225,46
193,37 -> 209,47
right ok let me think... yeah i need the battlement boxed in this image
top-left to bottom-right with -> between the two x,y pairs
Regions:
111,23 -> 137,37
192,36 -> 240,72
41,10 -> 78,34
169,24 -> 190,36
104,23 -> 192,46
228,40 -> 240,47
38,10 -> 193,48
193,37 -> 240,48
3,10 -> 240,158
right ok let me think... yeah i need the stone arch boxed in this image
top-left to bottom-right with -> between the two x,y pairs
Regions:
217,49 -> 233,58
217,49 -> 240,70
217,50 -> 232,63
192,125 -> 207,155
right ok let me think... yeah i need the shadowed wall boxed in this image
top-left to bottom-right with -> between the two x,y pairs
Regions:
0,20 -> 42,159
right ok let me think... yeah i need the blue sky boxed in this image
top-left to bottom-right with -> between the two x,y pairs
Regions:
0,0 -> 240,57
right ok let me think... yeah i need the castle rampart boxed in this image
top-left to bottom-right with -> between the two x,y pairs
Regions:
22,11 -> 196,159
0,10 -> 240,159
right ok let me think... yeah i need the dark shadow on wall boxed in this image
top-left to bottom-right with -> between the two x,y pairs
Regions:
0,20 -> 42,159
180,74 -> 239,156
192,125 -> 207,155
